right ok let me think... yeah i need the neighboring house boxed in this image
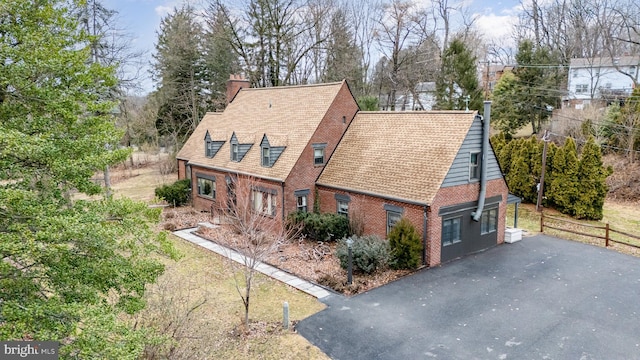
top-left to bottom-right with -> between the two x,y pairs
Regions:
176,78 -> 359,228
177,77 -> 509,266
379,82 -> 437,111
479,64 -> 515,96
316,108 -> 508,266
564,56 -> 639,109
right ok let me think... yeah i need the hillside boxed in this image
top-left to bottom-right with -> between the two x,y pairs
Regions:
604,154 -> 640,203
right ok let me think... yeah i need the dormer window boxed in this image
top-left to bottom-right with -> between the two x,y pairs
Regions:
259,134 -> 285,167
231,143 -> 239,161
230,132 -> 253,162
204,130 -> 225,158
262,146 -> 270,166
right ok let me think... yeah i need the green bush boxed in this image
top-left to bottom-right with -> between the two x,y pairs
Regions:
335,235 -> 390,274
154,179 -> 191,207
388,218 -> 422,270
286,211 -> 350,241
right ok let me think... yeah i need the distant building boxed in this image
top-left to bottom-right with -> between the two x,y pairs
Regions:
479,64 -> 515,97
564,56 -> 639,109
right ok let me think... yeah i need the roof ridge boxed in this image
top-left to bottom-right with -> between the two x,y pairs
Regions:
358,110 -> 478,115
241,81 -> 344,91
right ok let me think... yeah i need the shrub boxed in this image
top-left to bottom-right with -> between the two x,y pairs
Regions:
388,218 -> 422,270
286,211 -> 350,241
335,235 -> 390,274
155,179 -> 191,207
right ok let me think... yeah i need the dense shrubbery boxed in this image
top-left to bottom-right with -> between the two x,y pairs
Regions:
286,211 -> 350,241
155,179 -> 191,206
491,134 -> 612,220
388,218 -> 422,269
335,235 -> 390,274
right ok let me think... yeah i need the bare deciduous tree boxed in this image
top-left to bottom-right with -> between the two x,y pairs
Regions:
220,175 -> 299,327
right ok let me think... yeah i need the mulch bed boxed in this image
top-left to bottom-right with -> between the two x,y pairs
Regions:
159,207 -> 412,295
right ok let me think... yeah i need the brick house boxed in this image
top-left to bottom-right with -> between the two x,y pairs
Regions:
177,78 -> 508,266
316,107 -> 508,266
176,79 -> 359,228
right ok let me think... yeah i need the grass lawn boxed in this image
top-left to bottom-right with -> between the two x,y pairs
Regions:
137,235 -> 329,359
507,201 -> 640,254
100,152 -> 329,359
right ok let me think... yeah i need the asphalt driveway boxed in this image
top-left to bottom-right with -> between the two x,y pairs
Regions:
296,235 -> 640,359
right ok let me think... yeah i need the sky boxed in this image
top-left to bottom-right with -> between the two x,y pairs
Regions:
104,0 -> 524,94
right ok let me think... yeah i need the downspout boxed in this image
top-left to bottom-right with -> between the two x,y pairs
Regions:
422,205 -> 428,266
281,182 -> 286,223
472,101 -> 492,222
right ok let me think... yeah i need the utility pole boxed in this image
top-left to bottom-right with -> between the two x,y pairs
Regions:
536,130 -> 550,212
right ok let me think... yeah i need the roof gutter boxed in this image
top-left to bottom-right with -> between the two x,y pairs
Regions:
186,161 -> 284,184
316,183 -> 429,207
472,101 -> 491,222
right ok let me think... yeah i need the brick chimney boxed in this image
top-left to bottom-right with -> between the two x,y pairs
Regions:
226,74 -> 250,105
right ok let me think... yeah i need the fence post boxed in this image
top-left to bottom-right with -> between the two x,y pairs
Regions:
540,211 -> 544,233
605,223 -> 610,247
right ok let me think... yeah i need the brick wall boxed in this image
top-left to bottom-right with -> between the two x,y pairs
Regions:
284,82 -> 359,216
177,159 -> 187,180
428,178 -> 509,266
189,166 -> 285,228
317,177 -> 508,267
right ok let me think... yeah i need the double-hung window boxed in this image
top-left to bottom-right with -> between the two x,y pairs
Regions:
262,146 -> 270,167
294,189 -> 309,212
470,152 -> 480,181
251,188 -> 277,216
481,208 -> 498,234
231,143 -> 239,161
312,143 -> 326,166
442,217 -> 461,246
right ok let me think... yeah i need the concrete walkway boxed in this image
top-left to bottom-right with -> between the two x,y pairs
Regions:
172,227 -> 332,300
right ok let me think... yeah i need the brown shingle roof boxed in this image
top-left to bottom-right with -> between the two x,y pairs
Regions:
176,112 -> 222,161
317,111 -> 477,205
179,81 -> 346,180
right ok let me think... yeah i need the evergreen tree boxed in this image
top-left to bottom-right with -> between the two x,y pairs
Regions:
575,137 -> 612,219
0,1 -> 173,356
513,40 -> 560,134
506,146 -> 537,202
548,138 -> 580,215
324,8 -> 364,95
491,72 -> 525,136
435,38 -> 482,111
153,5 -> 206,150
203,3 -> 240,111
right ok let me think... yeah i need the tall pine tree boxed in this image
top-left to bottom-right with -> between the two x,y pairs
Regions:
435,37 -> 482,111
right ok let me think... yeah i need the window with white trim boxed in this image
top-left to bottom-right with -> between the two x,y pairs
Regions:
386,211 -> 402,235
251,188 -> 277,216
442,217 -> 462,246
296,194 -> 307,212
337,200 -> 349,217
481,208 -> 498,234
575,84 -> 589,94
312,143 -> 326,165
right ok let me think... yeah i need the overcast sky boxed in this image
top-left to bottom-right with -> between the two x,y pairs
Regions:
105,0 -> 523,94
